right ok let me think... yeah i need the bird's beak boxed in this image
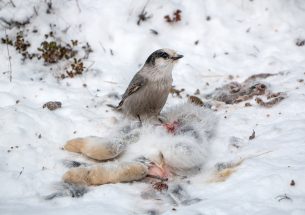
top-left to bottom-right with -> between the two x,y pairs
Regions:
171,54 -> 184,61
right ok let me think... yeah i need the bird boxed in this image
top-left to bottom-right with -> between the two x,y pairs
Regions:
116,48 -> 183,122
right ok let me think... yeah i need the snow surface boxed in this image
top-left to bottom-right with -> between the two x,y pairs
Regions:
1,0 -> 305,214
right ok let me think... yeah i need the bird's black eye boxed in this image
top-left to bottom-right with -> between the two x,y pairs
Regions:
159,52 -> 169,59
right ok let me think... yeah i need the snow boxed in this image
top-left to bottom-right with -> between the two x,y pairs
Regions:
1,0 -> 305,214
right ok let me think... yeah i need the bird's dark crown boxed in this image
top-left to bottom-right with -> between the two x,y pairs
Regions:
145,49 -> 170,65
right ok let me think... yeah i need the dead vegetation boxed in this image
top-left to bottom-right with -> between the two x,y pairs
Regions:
249,130 -> 255,140
43,101 -> 62,110
170,86 -> 185,98
46,0 -> 54,14
137,7 -> 152,26
1,35 -> 13,46
188,95 -> 204,107
0,1 -> 92,80
296,38 -> 305,47
0,17 -> 31,29
15,32 -> 32,56
275,194 -> 292,202
64,58 -> 85,78
1,30 -> 91,79
3,29 -> 13,82
164,9 -> 182,23
2,31 -> 38,61
38,40 -> 77,64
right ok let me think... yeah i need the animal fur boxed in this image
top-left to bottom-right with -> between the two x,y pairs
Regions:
62,103 -> 217,186
206,73 -> 284,105
63,162 -> 148,185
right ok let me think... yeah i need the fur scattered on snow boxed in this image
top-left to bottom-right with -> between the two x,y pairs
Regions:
206,73 -> 286,106
76,103 -> 217,176
119,103 -> 217,175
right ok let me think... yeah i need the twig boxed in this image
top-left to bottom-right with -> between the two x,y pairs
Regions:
99,42 -> 106,53
137,0 -> 152,25
75,0 -> 81,13
77,60 -> 96,97
0,17 -> 11,28
275,194 -> 292,202
4,28 -> 13,82
33,6 -> 38,16
18,167 -> 24,177
9,0 -> 16,7
102,80 -> 118,84
249,129 -> 255,140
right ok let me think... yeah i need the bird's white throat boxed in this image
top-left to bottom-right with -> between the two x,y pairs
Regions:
142,63 -> 174,82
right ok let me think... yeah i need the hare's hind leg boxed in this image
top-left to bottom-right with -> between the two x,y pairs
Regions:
64,136 -> 125,161
63,161 -> 148,185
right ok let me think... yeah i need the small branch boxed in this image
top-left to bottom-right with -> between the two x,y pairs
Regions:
18,167 -> 24,177
75,0 -> 81,13
4,28 -> 13,82
137,0 -> 152,26
33,6 -> 38,16
0,17 -> 11,28
9,0 -> 16,7
276,194 -> 292,202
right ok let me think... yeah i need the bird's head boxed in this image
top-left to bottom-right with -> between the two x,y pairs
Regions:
144,49 -> 183,70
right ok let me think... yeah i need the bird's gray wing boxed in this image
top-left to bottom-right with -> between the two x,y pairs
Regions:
117,73 -> 147,109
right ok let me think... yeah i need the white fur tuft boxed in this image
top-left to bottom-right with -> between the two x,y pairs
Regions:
115,103 -> 217,175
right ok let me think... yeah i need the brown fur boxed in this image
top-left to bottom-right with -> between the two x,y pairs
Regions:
209,151 -> 272,183
64,137 -> 124,161
209,163 -> 241,183
212,168 -> 237,182
63,162 -> 148,185
63,137 -> 148,185
64,138 -> 85,153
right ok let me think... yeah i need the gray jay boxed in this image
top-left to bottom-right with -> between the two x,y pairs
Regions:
116,49 -> 183,121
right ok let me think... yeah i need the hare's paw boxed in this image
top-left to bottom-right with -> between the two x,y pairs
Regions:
63,167 -> 90,185
64,136 -> 125,161
63,162 -> 148,186
64,138 -> 86,153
